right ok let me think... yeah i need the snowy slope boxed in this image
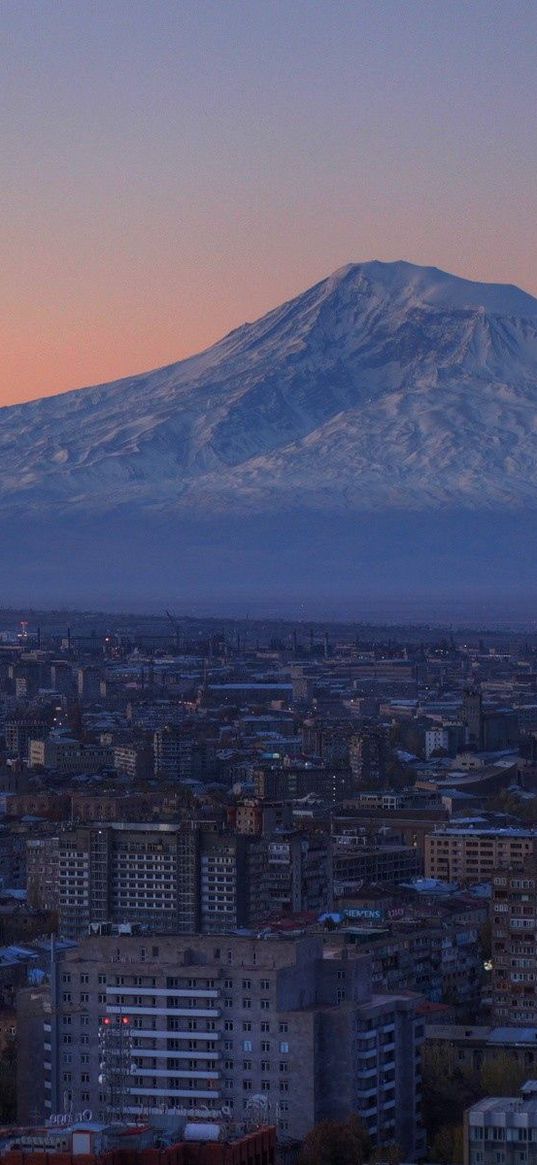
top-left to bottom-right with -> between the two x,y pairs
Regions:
3,259 -> 537,517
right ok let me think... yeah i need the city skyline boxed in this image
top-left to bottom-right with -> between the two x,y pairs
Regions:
4,0 -> 537,405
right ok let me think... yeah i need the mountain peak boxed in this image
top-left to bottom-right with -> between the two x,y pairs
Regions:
324,259 -> 537,320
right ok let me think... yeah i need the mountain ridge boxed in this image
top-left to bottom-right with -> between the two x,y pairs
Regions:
3,260 -> 537,518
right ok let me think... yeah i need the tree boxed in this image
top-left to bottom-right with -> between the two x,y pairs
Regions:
298,1115 -> 371,1165
480,1053 -> 527,1097
368,1142 -> 401,1164
431,1124 -> 463,1165
0,1038 -> 16,1123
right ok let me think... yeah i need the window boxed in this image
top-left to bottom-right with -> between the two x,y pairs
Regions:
243,998 -> 251,1009
243,1022 -> 252,1032
98,974 -> 106,985
260,999 -> 270,1010
243,1059 -> 252,1070
279,1042 -> 289,1054
261,1021 -> 270,1033
80,974 -> 89,985
62,992 -> 71,1003
224,1021 -> 234,1031
80,993 -> 89,1004
242,979 -> 251,989
261,1041 -> 271,1052
279,1081 -> 289,1092
261,1080 -> 270,1091
280,1062 -> 289,1073
243,1080 -> 252,1091
261,1060 -> 271,1071
243,1040 -> 252,1052
279,1022 -> 288,1033
260,979 -> 270,990
224,979 -> 233,989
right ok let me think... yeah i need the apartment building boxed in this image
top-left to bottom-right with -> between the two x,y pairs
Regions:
39,933 -> 424,1154
55,824 -> 333,941
153,726 -> 205,781
465,1083 -> 537,1165
26,836 -> 59,911
425,828 -> 536,883
492,859 -> 537,1025
57,823 -> 199,938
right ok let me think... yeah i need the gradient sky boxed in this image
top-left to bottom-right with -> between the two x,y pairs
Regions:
3,0 -> 537,406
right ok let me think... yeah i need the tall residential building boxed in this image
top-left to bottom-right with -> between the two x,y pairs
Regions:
492,859 -> 537,1025
198,831 -> 265,933
425,828 -> 536,884
462,688 -> 483,749
57,823 -> 199,939
76,666 -> 103,702
55,824 -> 333,940
38,932 -> 424,1154
465,1082 -> 537,1165
153,725 -> 204,781
26,836 -> 60,911
349,725 -> 390,787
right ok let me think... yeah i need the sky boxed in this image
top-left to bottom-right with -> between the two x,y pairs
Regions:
3,0 -> 537,406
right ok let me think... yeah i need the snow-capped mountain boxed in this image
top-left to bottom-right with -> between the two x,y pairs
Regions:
4,259 -> 537,518
4,259 -> 537,611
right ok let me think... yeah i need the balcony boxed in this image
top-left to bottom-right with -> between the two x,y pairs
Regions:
107,986 -> 218,1000
134,1048 -> 220,1060
128,1087 -> 221,1100
135,1068 -> 219,1080
107,1006 -> 220,1018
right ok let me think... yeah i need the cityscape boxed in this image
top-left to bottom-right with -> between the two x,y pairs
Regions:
0,612 -> 534,1160
4,1 -> 537,1164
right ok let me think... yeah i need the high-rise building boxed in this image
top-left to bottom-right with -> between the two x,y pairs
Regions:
37,932 -> 424,1154
349,725 -> 390,787
425,827 -> 536,884
57,823 -> 199,939
462,688 -> 483,749
492,859 -> 537,1025
465,1082 -> 537,1165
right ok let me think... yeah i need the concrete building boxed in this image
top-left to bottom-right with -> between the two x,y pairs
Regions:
28,737 -> 114,774
112,742 -> 152,781
154,726 -> 205,782
26,836 -> 59,912
465,1082 -> 537,1165
1,1118 -> 276,1165
254,762 -> 353,802
76,667 -> 103,703
492,860 -> 537,1025
57,824 -> 199,939
425,828 -> 536,884
39,932 -> 424,1153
